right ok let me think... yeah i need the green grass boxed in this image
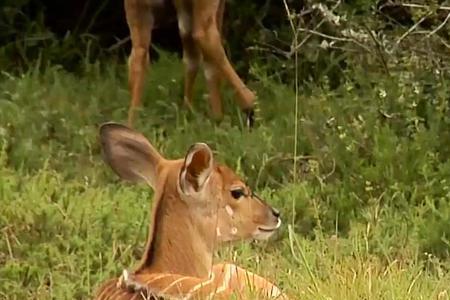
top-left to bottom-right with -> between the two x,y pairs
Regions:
0,52 -> 449,299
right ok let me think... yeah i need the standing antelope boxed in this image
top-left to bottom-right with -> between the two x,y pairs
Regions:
94,123 -> 289,299
125,0 -> 256,127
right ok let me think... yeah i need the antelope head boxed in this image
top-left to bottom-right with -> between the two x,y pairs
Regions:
99,123 -> 282,275
176,142 -> 282,243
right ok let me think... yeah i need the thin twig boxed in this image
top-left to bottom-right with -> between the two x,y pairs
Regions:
427,12 -> 450,37
395,3 -> 450,11
247,43 -> 291,58
322,158 -> 336,181
2,230 -> 14,259
292,0 -> 342,55
298,28 -> 373,53
437,35 -> 450,49
282,0 -> 297,33
392,11 -> 433,52
361,24 -> 390,76
282,0 -> 299,229
107,37 -> 131,52
289,225 -> 321,293
402,30 -> 450,49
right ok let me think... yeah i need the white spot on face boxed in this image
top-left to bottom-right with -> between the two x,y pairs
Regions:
225,205 -> 234,217
231,227 -> 238,235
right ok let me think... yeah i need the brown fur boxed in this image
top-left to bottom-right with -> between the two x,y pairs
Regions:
94,123 -> 286,299
138,160 -> 218,276
97,263 -> 288,300
124,0 -> 256,127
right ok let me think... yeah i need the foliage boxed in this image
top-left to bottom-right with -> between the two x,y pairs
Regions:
1,0 -> 450,298
2,0 -> 449,85
0,50 -> 449,298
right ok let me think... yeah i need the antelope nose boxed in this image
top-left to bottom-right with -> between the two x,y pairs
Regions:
271,208 -> 280,218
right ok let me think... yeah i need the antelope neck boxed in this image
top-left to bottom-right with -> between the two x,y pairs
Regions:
136,164 -> 217,279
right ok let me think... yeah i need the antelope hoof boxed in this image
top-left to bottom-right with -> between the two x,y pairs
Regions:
243,108 -> 255,128
183,96 -> 194,112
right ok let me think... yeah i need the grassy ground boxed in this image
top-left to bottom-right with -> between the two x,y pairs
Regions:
1,52 -> 449,299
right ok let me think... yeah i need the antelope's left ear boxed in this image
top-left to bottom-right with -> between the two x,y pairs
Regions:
179,143 -> 214,195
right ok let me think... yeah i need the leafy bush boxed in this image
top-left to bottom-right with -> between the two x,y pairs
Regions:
1,1 -> 450,298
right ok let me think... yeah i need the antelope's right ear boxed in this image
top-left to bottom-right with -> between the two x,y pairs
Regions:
179,143 -> 214,195
99,122 -> 163,188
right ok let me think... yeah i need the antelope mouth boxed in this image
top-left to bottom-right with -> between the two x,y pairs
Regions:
257,218 -> 282,232
257,227 -> 277,233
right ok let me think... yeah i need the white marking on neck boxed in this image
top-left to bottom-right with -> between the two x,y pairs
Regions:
216,227 -> 222,237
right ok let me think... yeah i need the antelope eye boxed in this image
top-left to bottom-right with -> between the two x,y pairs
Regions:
230,189 -> 245,199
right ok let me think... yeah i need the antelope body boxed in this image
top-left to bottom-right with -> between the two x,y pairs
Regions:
98,263 -> 286,299
94,123 -> 288,299
125,0 -> 256,126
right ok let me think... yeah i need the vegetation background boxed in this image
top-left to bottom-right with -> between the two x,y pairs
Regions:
0,0 -> 449,299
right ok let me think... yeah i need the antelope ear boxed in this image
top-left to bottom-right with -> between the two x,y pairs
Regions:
99,122 -> 163,188
179,143 -> 214,195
